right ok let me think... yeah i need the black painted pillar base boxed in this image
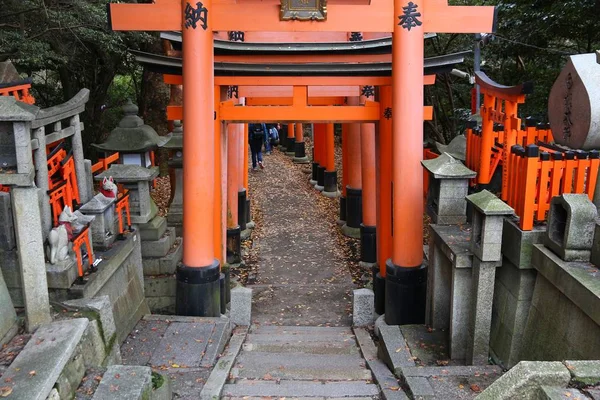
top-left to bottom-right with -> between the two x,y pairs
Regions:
286,136 -> 295,155
310,162 -> 319,185
226,226 -> 241,265
237,190 -> 247,231
219,273 -> 226,314
176,260 -> 221,317
346,187 -> 363,229
316,166 -> 326,191
360,224 -> 377,263
338,196 -> 347,225
384,260 -> 427,325
246,199 -> 252,225
222,264 -> 231,304
294,141 -> 306,158
323,170 -> 338,196
373,266 -> 386,315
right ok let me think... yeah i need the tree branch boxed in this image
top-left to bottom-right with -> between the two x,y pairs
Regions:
27,25 -> 89,41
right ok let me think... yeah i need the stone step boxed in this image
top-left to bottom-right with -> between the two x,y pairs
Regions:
224,397 -> 378,400
251,325 -> 353,335
138,215 -> 167,242
0,318 -> 88,400
92,365 -> 152,400
222,380 -> 379,397
242,340 -> 360,355
141,227 -> 177,258
245,333 -> 356,344
231,352 -> 372,381
142,237 -> 183,276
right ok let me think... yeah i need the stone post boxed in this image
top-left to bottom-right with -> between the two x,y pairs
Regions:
421,152 -> 476,225
32,126 -> 52,238
465,190 -> 513,365
71,115 -> 90,203
12,187 -> 52,331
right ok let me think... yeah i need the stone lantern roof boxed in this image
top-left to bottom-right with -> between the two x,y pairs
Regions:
92,100 -> 171,153
162,120 -> 183,151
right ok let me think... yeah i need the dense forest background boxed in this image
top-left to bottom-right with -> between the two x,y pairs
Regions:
0,0 -> 599,154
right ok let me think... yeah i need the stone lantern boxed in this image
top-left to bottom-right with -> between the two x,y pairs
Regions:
421,152 -> 476,225
162,121 -> 183,235
0,97 -> 36,187
92,100 -> 170,167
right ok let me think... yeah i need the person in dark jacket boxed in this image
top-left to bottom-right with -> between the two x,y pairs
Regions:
248,123 -> 268,170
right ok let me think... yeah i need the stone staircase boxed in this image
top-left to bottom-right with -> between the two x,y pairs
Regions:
221,325 -> 381,399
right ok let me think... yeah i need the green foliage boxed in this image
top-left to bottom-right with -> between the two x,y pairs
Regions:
0,0 -> 155,153
428,0 -> 600,144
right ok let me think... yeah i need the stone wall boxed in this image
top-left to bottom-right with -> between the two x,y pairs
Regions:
520,245 -> 600,361
50,231 -> 149,344
0,267 -> 17,345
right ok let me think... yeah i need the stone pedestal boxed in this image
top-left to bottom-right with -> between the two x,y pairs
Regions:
0,268 -> 17,345
96,165 -> 160,225
0,192 -> 15,251
78,194 -> 115,249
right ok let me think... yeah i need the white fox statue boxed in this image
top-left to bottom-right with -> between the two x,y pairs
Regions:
47,205 -> 78,264
48,224 -> 69,264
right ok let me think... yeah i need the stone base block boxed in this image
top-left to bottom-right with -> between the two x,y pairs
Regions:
145,275 -> 176,298
138,215 -> 167,241
490,257 -> 537,369
322,189 -> 340,198
353,288 -> 374,327
341,224 -> 361,239
502,218 -> 546,269
314,184 -> 324,192
293,156 -> 310,164
141,227 -> 176,258
231,286 -> 252,325
142,238 -> 183,276
46,257 -> 79,289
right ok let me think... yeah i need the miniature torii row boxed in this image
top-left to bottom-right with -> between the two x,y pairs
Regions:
108,0 -> 496,322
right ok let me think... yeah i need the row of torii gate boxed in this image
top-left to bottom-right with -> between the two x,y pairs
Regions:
109,0 -> 496,323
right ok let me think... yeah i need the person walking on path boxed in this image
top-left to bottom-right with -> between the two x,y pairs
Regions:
249,123 -> 268,170
265,123 -> 279,155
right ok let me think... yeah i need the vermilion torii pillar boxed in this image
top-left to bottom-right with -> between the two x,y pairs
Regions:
360,87 -> 377,270
386,0 -> 496,325
293,123 -> 309,163
322,123 -> 338,197
342,97 -> 363,239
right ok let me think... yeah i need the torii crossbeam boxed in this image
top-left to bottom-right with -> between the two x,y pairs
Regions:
108,0 -> 496,321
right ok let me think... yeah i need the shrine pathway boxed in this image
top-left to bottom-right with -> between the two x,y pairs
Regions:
244,145 -> 357,327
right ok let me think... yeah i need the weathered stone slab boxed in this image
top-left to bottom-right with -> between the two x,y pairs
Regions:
1,318 -> 88,400
354,327 -> 409,400
120,319 -> 170,366
141,227 -> 176,258
476,361 -> 570,400
565,360 -> 600,386
0,192 -> 15,250
200,328 -> 247,400
0,268 -> 17,345
592,222 -> 600,267
231,353 -> 371,381
144,275 -> 176,298
149,321 -> 214,368
12,187 -> 52,330
142,238 -> 182,276
222,381 -> 380,397
63,296 -> 116,347
45,257 -> 78,289
540,386 -> 587,400
92,365 -> 152,400
377,325 -> 415,374
201,321 -> 232,368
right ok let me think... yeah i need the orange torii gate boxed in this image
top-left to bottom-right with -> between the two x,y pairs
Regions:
109,0 -> 496,322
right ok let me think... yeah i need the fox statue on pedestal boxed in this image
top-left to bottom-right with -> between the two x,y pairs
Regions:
47,205 -> 78,264
99,176 -> 117,198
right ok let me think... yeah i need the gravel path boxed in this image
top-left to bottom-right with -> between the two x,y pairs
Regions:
244,145 -> 361,327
